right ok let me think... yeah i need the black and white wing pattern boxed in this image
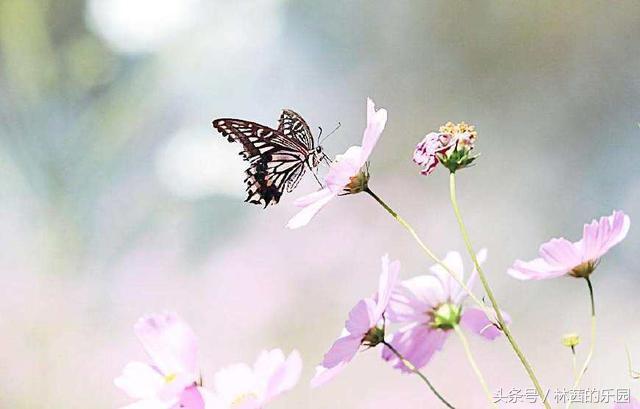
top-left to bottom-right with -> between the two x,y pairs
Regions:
212,110 -> 317,207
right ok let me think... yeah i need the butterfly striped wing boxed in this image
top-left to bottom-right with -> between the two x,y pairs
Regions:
212,113 -> 314,207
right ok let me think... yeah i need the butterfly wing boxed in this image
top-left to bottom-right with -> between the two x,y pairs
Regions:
212,117 -> 310,206
277,109 -> 315,150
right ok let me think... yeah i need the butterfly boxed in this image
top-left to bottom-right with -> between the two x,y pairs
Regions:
212,109 -> 328,207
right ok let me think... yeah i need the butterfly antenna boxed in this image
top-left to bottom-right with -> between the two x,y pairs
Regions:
317,126 -> 323,140
320,122 -> 341,144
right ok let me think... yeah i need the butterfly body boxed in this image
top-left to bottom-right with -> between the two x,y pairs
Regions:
213,110 -> 323,207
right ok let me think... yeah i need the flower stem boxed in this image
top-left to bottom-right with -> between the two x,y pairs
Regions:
364,187 -> 487,312
453,324 -> 497,408
382,341 -> 456,408
566,277 -> 597,409
448,172 -> 550,409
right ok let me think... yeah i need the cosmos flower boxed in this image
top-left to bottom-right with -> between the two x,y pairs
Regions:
508,211 -> 630,280
204,349 -> 302,409
286,98 -> 387,229
310,255 -> 400,387
382,250 -> 507,372
413,121 -> 478,175
115,311 -> 206,409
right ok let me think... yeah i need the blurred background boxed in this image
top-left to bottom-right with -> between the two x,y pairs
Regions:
0,1 -> 639,407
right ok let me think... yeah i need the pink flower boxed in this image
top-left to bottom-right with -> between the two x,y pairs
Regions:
413,121 -> 477,175
383,250 -> 507,372
508,210 -> 630,280
115,311 -> 207,409
310,255 -> 400,387
614,398 -> 640,409
204,349 -> 302,409
286,98 -> 387,229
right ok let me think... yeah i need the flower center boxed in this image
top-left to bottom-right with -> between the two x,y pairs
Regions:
431,303 -> 462,330
231,392 -> 258,407
569,260 -> 596,278
164,373 -> 177,383
438,121 -> 477,141
345,166 -> 369,194
361,326 -> 385,347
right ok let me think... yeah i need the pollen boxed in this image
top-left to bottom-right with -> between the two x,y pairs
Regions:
164,373 -> 177,383
438,121 -> 477,140
231,392 -> 258,407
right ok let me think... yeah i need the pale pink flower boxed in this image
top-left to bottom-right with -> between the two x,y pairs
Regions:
204,349 -> 302,409
310,255 -> 400,387
286,98 -> 387,229
413,132 -> 454,175
508,210 -> 630,280
115,311 -> 207,409
614,398 -> 640,409
383,250 -> 507,372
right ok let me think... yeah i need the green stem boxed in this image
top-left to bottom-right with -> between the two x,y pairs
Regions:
453,324 -> 497,408
382,341 -> 456,408
566,277 -> 596,409
364,188 -> 488,313
448,172 -> 550,409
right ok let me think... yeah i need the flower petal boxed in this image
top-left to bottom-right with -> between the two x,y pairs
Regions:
360,98 -> 387,162
286,188 -> 337,229
170,386 -> 205,409
115,362 -> 165,400
582,210 -> 630,261
382,325 -> 449,372
460,307 -> 509,340
539,238 -> 583,270
374,254 -> 400,319
134,312 -> 198,378
309,363 -> 347,388
260,350 -> 302,404
320,334 -> 362,369
213,363 -> 256,405
344,298 -> 377,335
325,146 -> 363,191
387,275 -> 443,323
507,257 -> 569,281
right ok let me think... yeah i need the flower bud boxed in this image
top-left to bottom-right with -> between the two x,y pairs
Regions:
413,121 -> 479,175
562,333 -> 581,349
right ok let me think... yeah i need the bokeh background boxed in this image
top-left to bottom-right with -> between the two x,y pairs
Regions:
1,1 -> 639,407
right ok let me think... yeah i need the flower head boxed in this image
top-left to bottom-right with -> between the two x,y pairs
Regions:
508,211 -> 630,280
382,250 -> 507,372
310,255 -> 400,387
413,121 -> 478,175
115,311 -> 207,409
286,98 -> 387,229
205,349 -> 302,409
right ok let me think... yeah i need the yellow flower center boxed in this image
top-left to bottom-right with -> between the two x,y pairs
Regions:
164,373 -> 177,383
438,121 -> 477,139
231,392 -> 258,407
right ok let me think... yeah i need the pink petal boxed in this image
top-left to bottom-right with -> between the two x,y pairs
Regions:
374,254 -> 400,319
170,386 -> 205,409
429,251 -> 465,301
539,238 -> 583,270
460,307 -> 509,340
387,275 -> 442,323
134,312 -> 198,378
325,146 -> 363,191
261,350 -> 302,404
582,210 -> 630,261
309,363 -> 347,388
212,363 -> 256,405
286,188 -> 337,229
507,257 -> 570,281
382,325 -> 449,372
119,399 -> 176,409
360,98 -> 387,162
344,298 -> 377,335
320,334 -> 362,369
115,362 -> 165,400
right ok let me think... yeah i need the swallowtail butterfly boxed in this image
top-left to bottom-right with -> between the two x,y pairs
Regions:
213,110 -> 326,207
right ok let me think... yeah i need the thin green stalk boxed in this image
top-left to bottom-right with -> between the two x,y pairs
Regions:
364,187 -> 488,313
382,341 -> 456,408
448,172 -> 550,408
566,277 -> 596,409
453,324 -> 497,408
